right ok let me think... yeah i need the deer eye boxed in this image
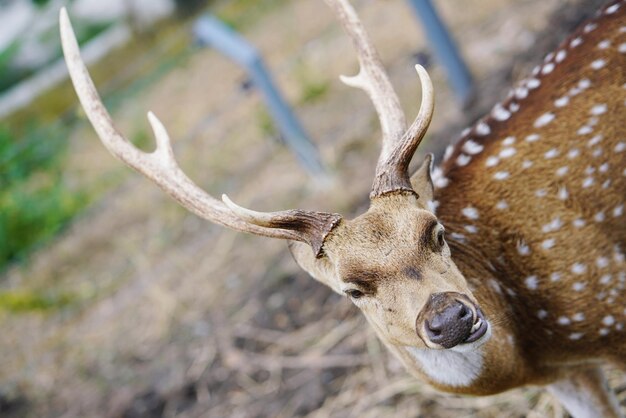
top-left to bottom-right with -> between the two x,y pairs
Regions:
345,289 -> 365,299
433,224 -> 445,250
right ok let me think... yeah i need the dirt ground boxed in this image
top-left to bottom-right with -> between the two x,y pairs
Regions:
1,0 -> 624,417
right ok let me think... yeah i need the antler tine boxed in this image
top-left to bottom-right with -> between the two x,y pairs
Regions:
60,8 -> 341,256
324,0 -> 406,159
371,65 -> 434,198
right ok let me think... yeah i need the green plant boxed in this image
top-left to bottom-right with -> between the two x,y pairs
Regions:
294,60 -> 330,105
0,122 -> 90,269
255,106 -> 278,138
0,289 -> 77,312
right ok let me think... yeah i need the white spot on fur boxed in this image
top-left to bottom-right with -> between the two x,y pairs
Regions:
557,186 -> 569,200
522,160 -> 533,169
494,171 -> 509,180
615,142 -> 625,152
570,37 -> 582,48
590,59 -> 606,70
525,275 -> 539,290
598,40 -> 611,49
556,166 -> 569,177
517,241 -> 531,256
572,282 -> 586,291
427,200 -> 439,213
613,205 -> 624,217
596,257 -> 609,269
541,63 -> 555,74
558,316 -> 571,325
515,87 -> 528,99
432,167 -> 449,189
568,332 -> 584,340
443,145 -> 454,161
542,238 -> 556,249
499,147 -> 516,158
568,149 -> 580,159
571,263 -> 587,275
582,177 -> 594,188
577,125 -> 593,135
462,140 -> 484,155
496,200 -> 508,210
476,121 -> 491,136
450,232 -> 466,243
535,189 -> 547,198
572,312 -> 585,322
462,206 -> 479,220
503,136 -> 516,146
509,102 -> 520,112
578,78 -> 591,90
606,3 -> 620,14
544,148 -> 559,159
527,78 -> 541,89
537,310 -> 548,319
573,218 -> 585,228
555,96 -> 569,108
603,315 -> 615,326
485,156 -> 499,167
599,163 -> 609,173
620,43 -> 626,53
464,225 -> 478,234
594,211 -> 605,222
550,272 -> 561,282
542,217 -> 563,233
555,50 -> 566,63
534,112 -> 555,128
491,104 -> 511,121
525,134 -> 540,142
590,104 -> 607,115
600,274 -> 612,285
588,135 -> 603,146
456,154 -> 471,166
600,328 -> 610,336
584,23 -> 597,33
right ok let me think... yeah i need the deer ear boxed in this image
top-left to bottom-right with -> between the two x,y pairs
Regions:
288,241 -> 343,295
410,153 -> 435,209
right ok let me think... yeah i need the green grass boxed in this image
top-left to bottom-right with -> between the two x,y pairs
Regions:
216,0 -> 288,29
0,289 -> 78,312
0,122 -> 90,270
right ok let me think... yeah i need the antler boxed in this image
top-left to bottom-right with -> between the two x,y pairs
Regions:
324,0 -> 435,198
60,8 -> 340,257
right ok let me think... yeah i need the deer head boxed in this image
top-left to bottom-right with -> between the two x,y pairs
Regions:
60,0 -> 490,354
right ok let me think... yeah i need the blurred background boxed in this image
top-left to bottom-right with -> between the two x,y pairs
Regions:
0,0 -> 619,417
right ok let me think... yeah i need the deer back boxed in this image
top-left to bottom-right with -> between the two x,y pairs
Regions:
434,1 -> 626,360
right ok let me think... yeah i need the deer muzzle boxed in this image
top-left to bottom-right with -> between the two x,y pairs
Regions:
417,292 -> 488,349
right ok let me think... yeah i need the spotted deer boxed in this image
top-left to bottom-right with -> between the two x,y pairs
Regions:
60,0 -> 626,416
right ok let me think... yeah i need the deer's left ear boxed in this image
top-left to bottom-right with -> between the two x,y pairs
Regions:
410,153 -> 434,210
288,241 -> 343,295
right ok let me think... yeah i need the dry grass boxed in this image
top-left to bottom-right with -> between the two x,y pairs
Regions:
1,0 -> 624,416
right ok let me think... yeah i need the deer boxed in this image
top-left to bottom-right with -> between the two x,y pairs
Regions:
59,0 -> 626,416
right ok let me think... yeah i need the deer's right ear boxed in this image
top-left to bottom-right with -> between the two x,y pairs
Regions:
410,153 -> 435,210
288,241 -> 343,294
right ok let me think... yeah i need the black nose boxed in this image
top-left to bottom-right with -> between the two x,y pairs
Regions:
425,301 -> 473,348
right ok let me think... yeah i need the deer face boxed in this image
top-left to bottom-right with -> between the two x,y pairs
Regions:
290,164 -> 491,352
